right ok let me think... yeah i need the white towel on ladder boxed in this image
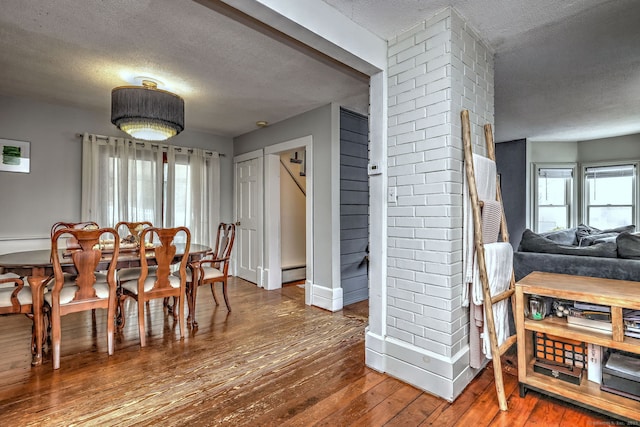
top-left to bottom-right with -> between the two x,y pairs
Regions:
462,154 -> 497,306
473,242 -> 513,358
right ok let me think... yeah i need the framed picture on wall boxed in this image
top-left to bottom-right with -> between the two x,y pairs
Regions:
0,139 -> 30,173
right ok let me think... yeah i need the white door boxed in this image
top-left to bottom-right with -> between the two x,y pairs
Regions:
235,157 -> 260,283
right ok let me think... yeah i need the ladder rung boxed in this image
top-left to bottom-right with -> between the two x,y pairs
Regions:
490,288 -> 514,305
498,335 -> 517,356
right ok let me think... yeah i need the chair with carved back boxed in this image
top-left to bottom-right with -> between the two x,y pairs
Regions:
119,226 -> 190,347
114,221 -> 153,242
0,273 -> 40,354
50,221 -> 100,252
186,223 -> 235,326
46,227 -> 120,369
49,221 -> 101,283
113,221 -> 155,284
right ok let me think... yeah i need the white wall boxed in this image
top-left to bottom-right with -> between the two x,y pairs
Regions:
233,104 -> 338,294
525,134 -> 640,230
528,134 -> 640,164
374,7 -> 495,401
280,151 -> 306,270
530,141 -> 578,163
578,133 -> 640,162
0,94 -> 234,254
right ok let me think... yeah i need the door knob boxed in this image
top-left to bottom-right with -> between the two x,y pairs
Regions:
235,221 -> 241,226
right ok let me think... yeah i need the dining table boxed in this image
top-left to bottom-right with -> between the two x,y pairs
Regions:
0,243 -> 211,366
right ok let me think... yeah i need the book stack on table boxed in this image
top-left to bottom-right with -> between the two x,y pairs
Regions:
565,302 -> 612,335
624,310 -> 640,338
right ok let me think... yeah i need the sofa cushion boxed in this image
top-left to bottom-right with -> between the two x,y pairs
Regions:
514,251 -> 640,282
617,232 -> 640,259
593,235 -> 619,244
541,227 -> 577,245
580,232 -> 620,247
519,229 -> 618,258
577,224 -> 635,246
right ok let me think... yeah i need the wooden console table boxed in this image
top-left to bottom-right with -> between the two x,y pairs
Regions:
516,271 -> 640,422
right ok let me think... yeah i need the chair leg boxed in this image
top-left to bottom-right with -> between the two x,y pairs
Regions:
163,297 -> 174,314
221,281 -> 231,312
27,313 -> 37,356
210,283 -> 219,306
138,298 -> 146,347
171,296 -> 178,319
51,305 -> 61,370
185,281 -> 192,325
190,281 -> 199,327
177,295 -> 184,339
107,298 -> 115,355
116,294 -> 126,331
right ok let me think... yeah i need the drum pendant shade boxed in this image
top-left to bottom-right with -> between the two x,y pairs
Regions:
111,81 -> 184,141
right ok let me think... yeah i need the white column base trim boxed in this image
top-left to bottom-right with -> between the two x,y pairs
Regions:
256,266 -> 265,288
262,267 -> 282,290
309,282 -> 343,312
365,332 -> 479,401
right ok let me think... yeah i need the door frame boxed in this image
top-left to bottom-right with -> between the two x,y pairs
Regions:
264,136 -> 313,305
233,149 -> 264,286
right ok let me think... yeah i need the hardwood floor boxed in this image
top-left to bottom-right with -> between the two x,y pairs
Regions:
0,277 -> 616,426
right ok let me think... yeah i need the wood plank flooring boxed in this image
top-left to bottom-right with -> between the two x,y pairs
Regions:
0,277 -> 617,425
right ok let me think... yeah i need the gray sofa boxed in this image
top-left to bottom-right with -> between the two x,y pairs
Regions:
513,225 -> 640,282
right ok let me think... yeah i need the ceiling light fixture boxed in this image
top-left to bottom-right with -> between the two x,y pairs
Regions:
111,79 -> 184,141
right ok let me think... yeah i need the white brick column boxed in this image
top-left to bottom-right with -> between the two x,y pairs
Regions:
366,7 -> 494,401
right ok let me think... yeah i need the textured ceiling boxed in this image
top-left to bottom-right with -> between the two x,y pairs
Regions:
0,0 -> 638,141
322,0 -> 640,141
0,0 -> 369,137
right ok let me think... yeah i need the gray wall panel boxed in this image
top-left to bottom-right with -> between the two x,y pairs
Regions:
340,108 -> 369,306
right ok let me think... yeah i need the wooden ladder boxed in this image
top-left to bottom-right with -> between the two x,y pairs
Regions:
461,110 -> 517,411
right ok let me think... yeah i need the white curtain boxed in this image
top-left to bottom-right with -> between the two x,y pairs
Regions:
165,146 -> 220,247
81,133 -> 220,247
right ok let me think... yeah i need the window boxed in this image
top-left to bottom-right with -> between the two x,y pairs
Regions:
584,163 -> 636,229
81,134 -> 220,247
534,165 -> 576,232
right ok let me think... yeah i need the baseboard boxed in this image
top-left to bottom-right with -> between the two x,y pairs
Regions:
365,332 -> 477,401
310,282 -> 343,312
282,266 -> 306,283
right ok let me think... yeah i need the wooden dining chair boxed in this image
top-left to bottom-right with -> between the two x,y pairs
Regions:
114,221 -> 153,242
186,223 -> 235,326
49,221 -> 102,284
50,221 -> 99,251
119,226 -> 191,347
0,273 -> 39,353
46,227 -> 120,369
114,221 -> 155,284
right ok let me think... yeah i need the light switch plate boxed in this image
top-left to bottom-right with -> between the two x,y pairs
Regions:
388,186 -> 397,203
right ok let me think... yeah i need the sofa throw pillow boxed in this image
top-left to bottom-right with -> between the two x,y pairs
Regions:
541,228 -> 577,245
519,229 -> 618,258
576,224 -> 600,241
617,232 -> 640,259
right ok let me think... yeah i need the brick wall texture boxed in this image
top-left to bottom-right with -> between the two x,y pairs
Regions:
386,7 -> 494,360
